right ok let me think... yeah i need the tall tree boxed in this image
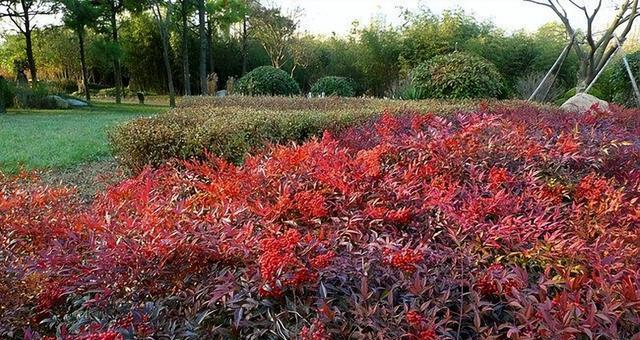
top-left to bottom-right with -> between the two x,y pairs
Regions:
176,0 -> 194,95
289,34 -> 312,78
241,12 -> 248,75
0,0 -> 58,86
355,22 -> 402,96
91,0 -> 127,104
524,0 -> 640,91
61,0 -> 98,101
197,0 -> 208,94
250,5 -> 300,69
149,0 -> 177,107
206,0 -> 249,76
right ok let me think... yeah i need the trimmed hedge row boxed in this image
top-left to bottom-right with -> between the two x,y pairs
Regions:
109,97 -> 543,173
236,66 -> 301,96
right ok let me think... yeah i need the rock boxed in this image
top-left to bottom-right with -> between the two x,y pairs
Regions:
66,98 -> 89,107
560,93 -> 609,113
46,95 -> 70,109
137,92 -> 145,105
216,90 -> 228,97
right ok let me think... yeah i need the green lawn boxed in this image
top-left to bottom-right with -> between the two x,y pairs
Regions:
0,102 -> 167,173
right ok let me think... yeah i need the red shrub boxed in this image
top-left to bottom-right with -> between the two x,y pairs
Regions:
299,319 -> 330,340
2,104 -> 640,339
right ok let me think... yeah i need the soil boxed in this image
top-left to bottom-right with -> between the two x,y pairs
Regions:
39,158 -> 129,203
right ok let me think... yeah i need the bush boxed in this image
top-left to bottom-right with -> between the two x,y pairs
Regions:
610,51 -> 640,107
387,76 -> 427,100
236,66 -> 301,96
110,103 -> 370,172
310,76 -> 356,97
109,112 -> 209,172
0,77 -> 13,112
13,84 -> 60,109
412,52 -> 503,99
515,72 -> 565,102
3,103 -> 640,339
109,97 -> 516,172
45,79 -> 78,94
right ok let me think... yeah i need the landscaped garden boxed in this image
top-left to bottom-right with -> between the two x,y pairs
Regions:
2,96 -> 640,339
2,0 -> 640,339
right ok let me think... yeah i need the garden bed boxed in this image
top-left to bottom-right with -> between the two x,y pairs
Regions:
2,102 -> 639,339
109,96 -> 543,172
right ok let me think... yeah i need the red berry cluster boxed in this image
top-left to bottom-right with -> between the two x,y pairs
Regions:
295,191 -> 328,218
475,263 -> 523,297
487,166 -> 511,188
76,331 -> 123,340
574,174 -> 615,207
406,311 -> 437,339
406,310 -> 424,327
259,229 -> 334,297
35,282 -> 65,312
384,248 -> 424,273
299,319 -> 330,340
310,251 -> 335,270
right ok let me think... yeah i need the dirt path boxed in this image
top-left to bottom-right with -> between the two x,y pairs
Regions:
40,158 -> 129,203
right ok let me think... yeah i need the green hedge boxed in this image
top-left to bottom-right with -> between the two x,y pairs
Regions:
412,52 -> 503,99
236,66 -> 301,96
310,77 -> 356,97
109,97 -> 537,173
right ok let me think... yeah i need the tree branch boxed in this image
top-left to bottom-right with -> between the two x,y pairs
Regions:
523,0 -> 554,8
524,0 -> 585,59
584,0 -> 602,54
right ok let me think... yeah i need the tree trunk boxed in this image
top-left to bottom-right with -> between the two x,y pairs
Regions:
109,3 -> 123,104
161,31 -> 177,107
575,58 -> 587,93
242,16 -> 248,76
576,55 -> 599,93
23,13 -> 37,86
78,29 -> 91,101
207,17 -> 214,76
155,4 -> 176,108
198,0 -> 208,95
181,0 -> 191,96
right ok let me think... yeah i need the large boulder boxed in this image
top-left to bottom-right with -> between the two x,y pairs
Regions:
67,98 -> 89,107
561,93 -> 609,112
46,95 -> 70,109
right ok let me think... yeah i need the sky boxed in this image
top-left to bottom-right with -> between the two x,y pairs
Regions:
0,0 -> 627,38
274,0 -> 621,36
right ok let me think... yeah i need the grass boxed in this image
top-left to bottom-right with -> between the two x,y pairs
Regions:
0,101 -> 167,174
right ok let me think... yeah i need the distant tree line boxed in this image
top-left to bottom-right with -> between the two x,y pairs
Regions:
2,1 -> 639,104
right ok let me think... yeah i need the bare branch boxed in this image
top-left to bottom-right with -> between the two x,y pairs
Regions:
584,0 -> 603,53
567,0 -> 586,11
551,0 -> 569,18
525,0 -> 640,90
523,0 -> 553,7
525,0 -> 585,59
